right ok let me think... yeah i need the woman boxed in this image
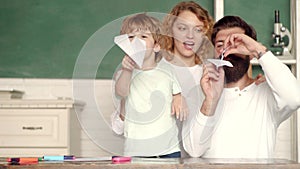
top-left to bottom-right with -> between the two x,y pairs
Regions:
161,1 -> 220,116
111,1 -> 223,157
160,1 -> 224,157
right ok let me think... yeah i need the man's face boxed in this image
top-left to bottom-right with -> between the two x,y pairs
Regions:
214,27 -> 250,84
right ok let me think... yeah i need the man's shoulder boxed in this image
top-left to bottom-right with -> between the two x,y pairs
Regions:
252,81 -> 272,93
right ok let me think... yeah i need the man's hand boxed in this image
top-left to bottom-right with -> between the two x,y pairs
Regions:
200,63 -> 224,116
223,33 -> 267,60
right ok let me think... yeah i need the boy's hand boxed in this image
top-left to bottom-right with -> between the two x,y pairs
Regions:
172,94 -> 189,121
122,55 -> 137,71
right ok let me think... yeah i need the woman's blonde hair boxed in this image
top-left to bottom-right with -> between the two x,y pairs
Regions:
162,1 -> 214,64
120,13 -> 163,62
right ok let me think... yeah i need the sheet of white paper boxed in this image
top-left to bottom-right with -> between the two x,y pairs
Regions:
114,34 -> 146,68
114,34 -> 134,56
130,37 -> 146,68
207,59 -> 233,68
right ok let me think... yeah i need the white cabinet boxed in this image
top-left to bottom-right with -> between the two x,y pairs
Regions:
0,99 -> 84,157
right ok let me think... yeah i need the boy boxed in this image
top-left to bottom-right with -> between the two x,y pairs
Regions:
114,13 -> 183,158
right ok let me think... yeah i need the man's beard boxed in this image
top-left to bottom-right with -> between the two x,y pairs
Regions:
223,54 -> 250,84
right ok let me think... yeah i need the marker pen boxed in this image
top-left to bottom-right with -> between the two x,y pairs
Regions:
9,161 -> 38,165
112,156 -> 131,163
7,157 -> 39,163
43,155 -> 75,161
64,155 -> 76,160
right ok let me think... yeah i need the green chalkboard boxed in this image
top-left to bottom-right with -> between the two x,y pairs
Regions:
0,0 -> 213,79
0,0 -> 290,79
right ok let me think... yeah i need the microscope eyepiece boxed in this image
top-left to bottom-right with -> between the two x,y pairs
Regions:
275,10 -> 280,23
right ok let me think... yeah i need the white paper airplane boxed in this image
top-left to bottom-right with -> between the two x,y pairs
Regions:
207,59 -> 233,68
114,34 -> 146,68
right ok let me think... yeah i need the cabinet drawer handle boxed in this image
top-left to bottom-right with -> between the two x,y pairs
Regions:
22,126 -> 43,130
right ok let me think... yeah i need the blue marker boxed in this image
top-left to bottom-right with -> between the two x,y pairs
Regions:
64,155 -> 76,160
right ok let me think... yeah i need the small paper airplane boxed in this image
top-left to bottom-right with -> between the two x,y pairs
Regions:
207,59 -> 233,68
207,47 -> 233,68
114,34 -> 146,68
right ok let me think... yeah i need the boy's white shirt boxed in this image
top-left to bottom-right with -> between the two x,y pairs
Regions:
111,57 -> 203,136
121,60 -> 181,156
111,35 -> 150,135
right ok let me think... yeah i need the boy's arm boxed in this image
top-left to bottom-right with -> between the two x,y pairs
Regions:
119,98 -> 126,121
111,99 -> 126,135
115,55 -> 136,97
115,69 -> 132,97
111,55 -> 136,135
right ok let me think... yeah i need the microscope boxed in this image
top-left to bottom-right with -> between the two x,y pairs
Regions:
272,10 -> 292,58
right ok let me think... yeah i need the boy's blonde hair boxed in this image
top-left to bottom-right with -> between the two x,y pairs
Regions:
120,13 -> 162,62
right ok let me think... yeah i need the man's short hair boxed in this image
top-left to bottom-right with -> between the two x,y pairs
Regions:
211,15 -> 257,45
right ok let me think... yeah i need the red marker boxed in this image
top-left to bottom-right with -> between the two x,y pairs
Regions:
112,156 -> 131,163
7,157 -> 39,163
7,157 -> 39,165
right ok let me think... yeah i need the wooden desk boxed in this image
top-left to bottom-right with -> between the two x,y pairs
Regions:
0,158 -> 299,169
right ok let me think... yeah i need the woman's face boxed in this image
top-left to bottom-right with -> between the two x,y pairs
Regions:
172,10 -> 205,60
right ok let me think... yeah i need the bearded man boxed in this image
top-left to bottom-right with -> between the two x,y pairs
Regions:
183,15 -> 300,158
